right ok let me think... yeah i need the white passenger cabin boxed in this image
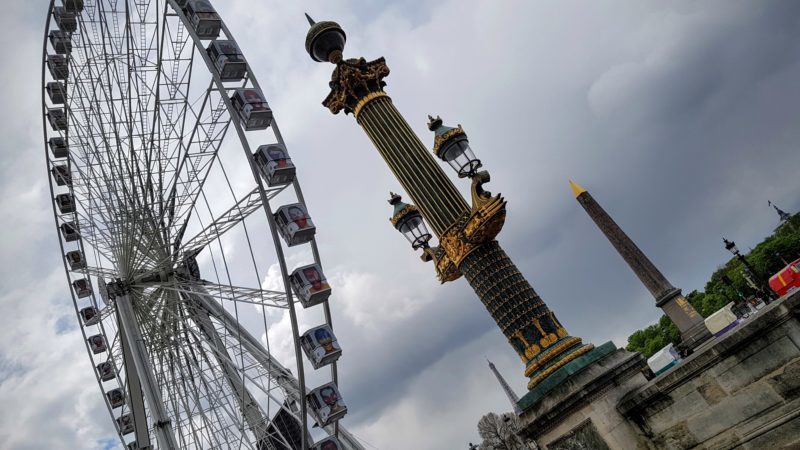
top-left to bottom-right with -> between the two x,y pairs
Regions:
289,263 -> 331,308
300,324 -> 341,369
49,30 -> 72,54
54,6 -> 77,32
63,0 -> 84,13
49,137 -> 69,158
46,81 -> 66,104
117,414 -> 134,435
56,193 -> 75,214
60,221 -> 79,242
207,40 -> 247,81
274,203 -> 315,247
312,436 -> 342,450
48,108 -> 68,131
106,388 -> 125,408
307,382 -> 347,426
51,164 -> 71,186
80,306 -> 99,326
254,144 -> 295,186
66,250 -> 85,270
96,361 -> 115,381
88,334 -> 107,354
185,0 -> 221,39
72,278 -> 91,298
47,54 -> 68,80
231,88 -> 273,130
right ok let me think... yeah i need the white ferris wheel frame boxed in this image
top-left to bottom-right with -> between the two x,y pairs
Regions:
40,1 -> 363,449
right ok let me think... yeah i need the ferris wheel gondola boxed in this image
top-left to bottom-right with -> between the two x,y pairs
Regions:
41,1 -> 364,448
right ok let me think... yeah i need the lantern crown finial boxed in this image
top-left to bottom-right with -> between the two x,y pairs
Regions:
388,192 -> 402,205
304,13 -> 316,26
427,115 -> 443,131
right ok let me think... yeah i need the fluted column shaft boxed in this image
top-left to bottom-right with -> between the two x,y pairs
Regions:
358,96 -> 469,236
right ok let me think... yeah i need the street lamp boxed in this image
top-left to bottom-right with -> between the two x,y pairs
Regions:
389,193 -> 431,250
723,237 -> 738,255
306,14 -> 595,392
428,115 -> 481,178
722,237 -> 777,302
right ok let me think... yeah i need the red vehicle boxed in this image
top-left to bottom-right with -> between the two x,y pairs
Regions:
769,258 -> 800,297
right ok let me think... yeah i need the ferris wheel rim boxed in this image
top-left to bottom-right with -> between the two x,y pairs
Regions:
41,1 -> 354,448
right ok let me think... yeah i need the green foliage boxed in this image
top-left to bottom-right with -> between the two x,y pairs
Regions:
626,214 -> 800,358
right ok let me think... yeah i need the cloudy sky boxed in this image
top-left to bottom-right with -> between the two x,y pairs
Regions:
2,1 -> 800,449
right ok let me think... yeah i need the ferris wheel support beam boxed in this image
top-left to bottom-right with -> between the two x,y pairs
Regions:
116,293 -> 180,450
184,299 -> 281,450
119,316 -> 153,449
185,286 -> 366,450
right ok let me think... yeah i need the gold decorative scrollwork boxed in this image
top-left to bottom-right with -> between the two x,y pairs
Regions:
437,173 -> 507,269
523,336 -> 586,377
421,246 -> 461,283
527,343 -> 595,390
323,57 -> 391,116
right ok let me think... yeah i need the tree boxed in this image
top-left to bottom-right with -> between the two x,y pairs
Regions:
477,412 -> 531,450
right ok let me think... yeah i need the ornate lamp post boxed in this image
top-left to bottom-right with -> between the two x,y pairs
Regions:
305,16 -> 594,391
723,237 -> 776,303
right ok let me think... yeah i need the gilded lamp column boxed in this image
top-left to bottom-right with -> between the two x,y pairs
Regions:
305,17 -> 593,390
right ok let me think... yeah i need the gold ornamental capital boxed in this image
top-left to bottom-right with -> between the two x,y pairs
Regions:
323,57 -> 391,115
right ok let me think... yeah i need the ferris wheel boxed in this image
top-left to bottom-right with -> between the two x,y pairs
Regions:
41,1 -> 363,449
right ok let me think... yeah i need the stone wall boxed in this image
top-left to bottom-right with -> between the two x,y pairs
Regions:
518,291 -> 800,450
618,290 -> 800,449
517,344 -> 652,449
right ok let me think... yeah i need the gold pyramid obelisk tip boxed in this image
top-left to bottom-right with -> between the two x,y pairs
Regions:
569,180 -> 587,198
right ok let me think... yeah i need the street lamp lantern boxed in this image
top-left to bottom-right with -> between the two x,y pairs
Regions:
428,115 -> 481,178
389,193 -> 431,250
723,237 -> 739,255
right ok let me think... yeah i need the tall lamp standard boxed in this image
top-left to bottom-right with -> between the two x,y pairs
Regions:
304,16 -> 597,391
723,238 -> 777,303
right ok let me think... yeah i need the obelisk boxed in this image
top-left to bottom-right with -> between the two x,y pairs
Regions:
571,181 -> 711,352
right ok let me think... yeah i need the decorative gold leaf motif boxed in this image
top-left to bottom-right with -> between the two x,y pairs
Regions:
323,57 -> 391,116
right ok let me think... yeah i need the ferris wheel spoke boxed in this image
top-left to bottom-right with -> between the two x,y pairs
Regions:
165,184 -> 286,265
161,88 -> 233,244
157,280 -> 289,310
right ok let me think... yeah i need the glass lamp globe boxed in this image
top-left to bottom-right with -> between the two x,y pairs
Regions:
389,193 -> 431,250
